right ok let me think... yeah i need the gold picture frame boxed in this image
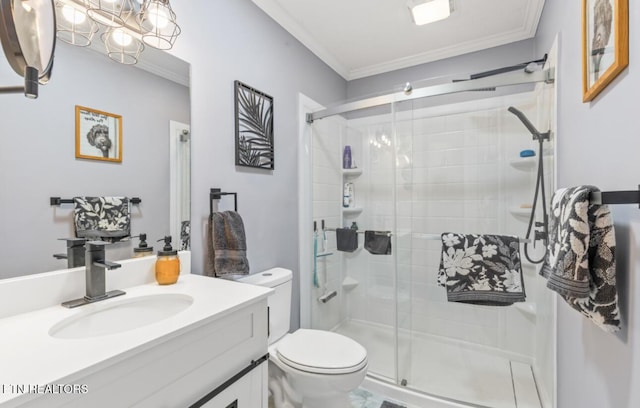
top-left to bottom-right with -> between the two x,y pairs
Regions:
75,105 -> 122,162
582,0 -> 629,102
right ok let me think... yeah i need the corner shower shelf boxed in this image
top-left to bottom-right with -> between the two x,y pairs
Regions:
509,207 -> 531,220
342,168 -> 363,178
342,276 -> 359,291
509,157 -> 537,171
514,302 -> 537,318
342,207 -> 363,215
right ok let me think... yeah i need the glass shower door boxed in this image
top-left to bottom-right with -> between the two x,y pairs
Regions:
354,109 -> 398,382
308,104 -> 406,384
393,99 -> 414,388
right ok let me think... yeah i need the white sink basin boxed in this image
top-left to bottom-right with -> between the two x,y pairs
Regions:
49,294 -> 194,339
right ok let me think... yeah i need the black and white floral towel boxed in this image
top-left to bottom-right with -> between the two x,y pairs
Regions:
73,197 -> 131,242
541,186 -> 620,332
438,233 -> 525,306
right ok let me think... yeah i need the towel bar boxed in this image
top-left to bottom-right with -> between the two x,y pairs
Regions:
589,186 -> 640,208
413,233 -> 532,244
325,227 -> 392,237
50,197 -> 141,206
326,228 -> 532,244
210,188 -> 238,214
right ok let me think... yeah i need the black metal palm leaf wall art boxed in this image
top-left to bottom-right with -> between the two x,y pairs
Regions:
234,81 -> 274,169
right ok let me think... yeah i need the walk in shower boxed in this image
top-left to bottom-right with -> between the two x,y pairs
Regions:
299,57 -> 557,408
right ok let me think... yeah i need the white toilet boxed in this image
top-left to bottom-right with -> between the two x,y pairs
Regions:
238,267 -> 368,408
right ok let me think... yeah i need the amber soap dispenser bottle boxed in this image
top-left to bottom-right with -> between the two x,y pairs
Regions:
155,236 -> 180,285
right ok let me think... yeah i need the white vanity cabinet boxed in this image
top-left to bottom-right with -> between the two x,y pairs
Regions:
197,365 -> 266,408
111,299 -> 270,408
0,262 -> 271,408
6,296 -> 269,408
132,299 -> 269,408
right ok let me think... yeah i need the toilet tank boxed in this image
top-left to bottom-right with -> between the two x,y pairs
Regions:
238,268 -> 292,344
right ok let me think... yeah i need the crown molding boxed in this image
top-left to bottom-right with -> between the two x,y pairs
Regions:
348,27 -> 538,80
252,0 -> 545,81
251,0 -> 350,79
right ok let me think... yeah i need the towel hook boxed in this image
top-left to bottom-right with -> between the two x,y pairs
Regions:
210,188 -> 238,214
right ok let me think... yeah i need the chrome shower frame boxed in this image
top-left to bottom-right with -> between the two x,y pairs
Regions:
306,68 -> 555,124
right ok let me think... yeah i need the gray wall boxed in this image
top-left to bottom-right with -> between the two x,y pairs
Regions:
535,1 -> 640,408
169,0 -> 347,330
0,42 -> 189,279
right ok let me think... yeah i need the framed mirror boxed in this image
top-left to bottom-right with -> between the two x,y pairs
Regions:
0,40 -> 190,280
0,0 -> 56,96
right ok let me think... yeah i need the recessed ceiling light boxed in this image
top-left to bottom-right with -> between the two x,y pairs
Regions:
407,0 -> 453,26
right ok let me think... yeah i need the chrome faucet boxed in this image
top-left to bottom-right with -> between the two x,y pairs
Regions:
61,241 -> 125,308
53,238 -> 86,268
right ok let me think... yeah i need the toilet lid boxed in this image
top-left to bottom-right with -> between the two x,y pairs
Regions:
276,329 -> 368,375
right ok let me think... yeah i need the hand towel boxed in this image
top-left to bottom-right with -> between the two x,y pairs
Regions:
541,186 -> 620,332
206,211 -> 250,277
336,228 -> 358,252
364,231 -> 392,255
73,196 -> 130,242
438,233 -> 525,306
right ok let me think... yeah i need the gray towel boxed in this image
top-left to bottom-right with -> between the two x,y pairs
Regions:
364,231 -> 392,255
541,186 -> 620,332
73,196 -> 130,242
336,228 -> 358,252
438,233 -> 525,306
206,211 -> 250,277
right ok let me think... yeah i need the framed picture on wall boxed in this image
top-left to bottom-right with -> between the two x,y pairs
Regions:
234,80 -> 274,170
75,105 -> 122,162
582,0 -> 629,102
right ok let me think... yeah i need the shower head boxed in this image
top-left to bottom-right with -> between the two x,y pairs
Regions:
507,106 -> 549,141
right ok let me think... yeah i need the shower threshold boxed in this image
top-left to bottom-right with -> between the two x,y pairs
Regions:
335,320 -> 542,408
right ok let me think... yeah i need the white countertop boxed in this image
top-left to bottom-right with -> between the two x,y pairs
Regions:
0,273 -> 272,405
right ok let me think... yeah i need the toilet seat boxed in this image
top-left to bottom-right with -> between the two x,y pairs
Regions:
276,329 -> 368,375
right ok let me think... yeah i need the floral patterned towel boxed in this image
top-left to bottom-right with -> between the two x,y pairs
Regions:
73,197 -> 131,242
438,233 -> 525,306
541,186 -> 620,333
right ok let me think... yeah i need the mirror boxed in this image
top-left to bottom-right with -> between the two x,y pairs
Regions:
0,39 -> 190,280
0,0 -> 56,96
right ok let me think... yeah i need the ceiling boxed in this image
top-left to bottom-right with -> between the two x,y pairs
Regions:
251,0 -> 546,81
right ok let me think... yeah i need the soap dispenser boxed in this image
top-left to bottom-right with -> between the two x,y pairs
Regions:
155,236 -> 180,285
133,233 -> 154,258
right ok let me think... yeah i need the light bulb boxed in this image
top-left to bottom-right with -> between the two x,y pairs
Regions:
111,29 -> 133,46
62,5 -> 87,24
20,0 -> 32,12
146,3 -> 169,29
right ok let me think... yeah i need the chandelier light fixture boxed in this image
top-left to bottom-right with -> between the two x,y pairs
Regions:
137,0 -> 180,50
54,0 -> 180,65
86,0 -> 133,28
56,2 -> 98,46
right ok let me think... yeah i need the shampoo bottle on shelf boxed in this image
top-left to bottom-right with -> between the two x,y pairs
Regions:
347,182 -> 355,207
343,182 -> 350,208
343,145 -> 352,169
343,182 -> 355,208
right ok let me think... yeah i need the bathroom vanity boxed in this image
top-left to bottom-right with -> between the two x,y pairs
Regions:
0,253 -> 272,408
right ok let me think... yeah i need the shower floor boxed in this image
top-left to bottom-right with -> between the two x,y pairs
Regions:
335,320 -> 541,408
